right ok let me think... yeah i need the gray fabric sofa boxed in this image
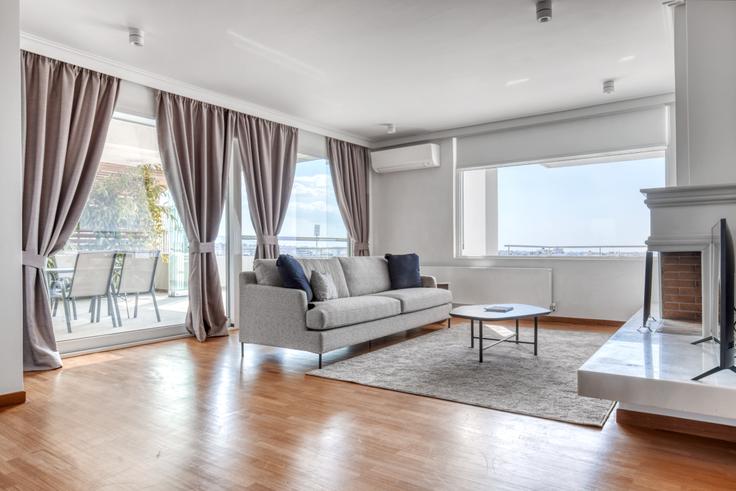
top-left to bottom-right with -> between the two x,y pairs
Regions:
239,256 -> 453,367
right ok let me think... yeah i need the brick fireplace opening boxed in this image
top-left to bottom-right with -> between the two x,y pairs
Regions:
661,251 -> 702,322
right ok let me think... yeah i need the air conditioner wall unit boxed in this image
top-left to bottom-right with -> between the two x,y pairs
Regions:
371,143 -> 441,173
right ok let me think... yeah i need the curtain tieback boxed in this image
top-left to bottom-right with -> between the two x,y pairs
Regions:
190,241 -> 215,253
260,235 -> 278,246
22,251 -> 48,270
354,241 -> 369,250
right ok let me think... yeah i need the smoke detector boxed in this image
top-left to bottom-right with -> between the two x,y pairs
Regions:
129,27 -> 144,47
603,79 -> 615,94
381,123 -> 397,135
536,0 -> 552,23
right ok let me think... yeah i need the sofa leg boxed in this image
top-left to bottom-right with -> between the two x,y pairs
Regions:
240,342 -> 244,358
368,339 -> 372,349
448,317 -> 452,329
318,353 -> 322,369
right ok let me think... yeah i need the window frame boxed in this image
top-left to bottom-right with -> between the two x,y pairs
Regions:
454,149 -> 669,261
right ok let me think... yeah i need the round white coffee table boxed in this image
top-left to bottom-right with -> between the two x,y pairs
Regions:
449,303 -> 552,362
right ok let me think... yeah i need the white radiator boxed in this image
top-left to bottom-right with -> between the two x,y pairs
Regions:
421,266 -> 553,309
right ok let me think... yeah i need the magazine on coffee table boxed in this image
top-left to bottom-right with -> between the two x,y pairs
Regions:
484,305 -> 514,313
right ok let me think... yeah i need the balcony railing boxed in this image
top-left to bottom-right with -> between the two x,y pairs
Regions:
501,244 -> 647,257
241,235 -> 349,258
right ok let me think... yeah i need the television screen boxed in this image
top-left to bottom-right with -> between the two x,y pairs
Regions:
692,218 -> 735,380
642,251 -> 654,329
710,221 -> 721,342
717,219 -> 735,369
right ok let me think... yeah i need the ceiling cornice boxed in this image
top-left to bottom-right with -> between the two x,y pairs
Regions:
19,32 -> 372,147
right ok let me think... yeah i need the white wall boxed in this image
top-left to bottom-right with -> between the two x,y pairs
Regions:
372,136 -> 654,322
0,0 -> 24,395
674,0 -> 736,185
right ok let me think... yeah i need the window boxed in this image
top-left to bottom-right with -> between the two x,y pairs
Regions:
241,154 -> 348,269
459,155 -> 666,257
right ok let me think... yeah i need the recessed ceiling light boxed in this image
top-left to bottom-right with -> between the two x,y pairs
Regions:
618,55 -> 636,63
505,78 -> 530,87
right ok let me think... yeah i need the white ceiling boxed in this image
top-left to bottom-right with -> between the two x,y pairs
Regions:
20,0 -> 674,143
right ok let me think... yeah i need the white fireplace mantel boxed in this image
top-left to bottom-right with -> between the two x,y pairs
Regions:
642,183 -> 736,208
642,183 -> 736,336
643,184 -> 736,249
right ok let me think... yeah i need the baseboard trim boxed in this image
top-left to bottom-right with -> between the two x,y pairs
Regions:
543,316 -> 622,328
617,408 -> 736,443
0,391 -> 26,408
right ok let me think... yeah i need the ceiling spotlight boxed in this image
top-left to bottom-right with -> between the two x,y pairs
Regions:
129,27 -> 144,47
603,79 -> 615,94
536,0 -> 552,23
382,123 -> 397,135
618,55 -> 636,63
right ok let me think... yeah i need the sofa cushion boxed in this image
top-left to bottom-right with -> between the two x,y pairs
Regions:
372,287 -> 453,314
385,253 -> 422,289
254,258 -> 350,297
337,256 -> 392,296
253,259 -> 283,286
310,271 -> 338,301
306,296 -> 401,330
298,257 -> 350,298
276,254 -> 313,301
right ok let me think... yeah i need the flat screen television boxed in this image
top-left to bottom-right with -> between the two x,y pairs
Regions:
692,218 -> 736,381
641,251 -> 655,330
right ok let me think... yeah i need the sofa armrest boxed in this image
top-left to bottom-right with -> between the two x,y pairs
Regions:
240,284 -> 308,324
240,270 -> 257,286
239,284 -> 321,353
420,275 -> 437,288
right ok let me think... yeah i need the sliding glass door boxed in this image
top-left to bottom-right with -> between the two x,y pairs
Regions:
55,113 -> 229,353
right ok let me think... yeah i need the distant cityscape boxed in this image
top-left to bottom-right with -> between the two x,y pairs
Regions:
499,245 -> 647,257
242,235 -> 349,259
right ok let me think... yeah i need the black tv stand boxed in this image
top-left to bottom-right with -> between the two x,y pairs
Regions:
691,335 -> 719,345
637,315 -> 659,332
692,365 -> 736,382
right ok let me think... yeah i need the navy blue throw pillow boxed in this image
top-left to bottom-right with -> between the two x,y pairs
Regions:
276,254 -> 313,301
385,253 -> 421,289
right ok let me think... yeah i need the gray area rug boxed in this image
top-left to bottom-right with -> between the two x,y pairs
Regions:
308,324 -> 615,427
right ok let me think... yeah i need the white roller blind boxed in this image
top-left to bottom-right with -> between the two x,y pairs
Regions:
457,105 -> 668,169
298,129 -> 327,159
115,80 -> 156,120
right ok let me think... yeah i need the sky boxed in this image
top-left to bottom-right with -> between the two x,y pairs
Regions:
495,157 -> 666,249
242,159 -> 347,240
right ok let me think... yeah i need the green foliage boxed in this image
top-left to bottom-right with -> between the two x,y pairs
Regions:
141,164 -> 170,243
78,164 -> 172,251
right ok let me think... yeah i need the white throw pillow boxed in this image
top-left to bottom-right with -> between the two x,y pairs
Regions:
310,271 -> 338,301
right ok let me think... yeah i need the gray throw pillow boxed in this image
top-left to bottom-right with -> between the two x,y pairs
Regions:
310,271 -> 338,301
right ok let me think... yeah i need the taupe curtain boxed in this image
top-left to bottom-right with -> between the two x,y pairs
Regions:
155,92 -> 232,341
22,52 -> 120,370
327,138 -> 371,256
235,113 -> 298,259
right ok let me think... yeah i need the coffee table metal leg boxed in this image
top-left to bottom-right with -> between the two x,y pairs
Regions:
515,319 -> 519,344
479,320 -> 483,363
534,316 -> 538,356
470,319 -> 474,348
